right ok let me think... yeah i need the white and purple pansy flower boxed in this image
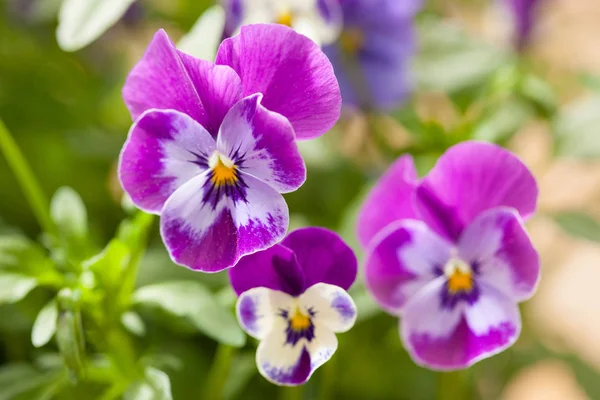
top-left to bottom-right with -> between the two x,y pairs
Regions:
222,0 -> 342,46
119,25 -> 341,272
229,227 -> 358,386
357,141 -> 541,370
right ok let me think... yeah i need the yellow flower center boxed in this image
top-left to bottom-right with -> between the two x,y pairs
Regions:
444,258 -> 474,294
340,28 -> 364,56
276,11 -> 294,27
209,152 -> 237,187
290,307 -> 311,331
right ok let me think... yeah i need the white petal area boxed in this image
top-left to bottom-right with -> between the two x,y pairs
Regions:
292,6 -> 341,46
464,283 -> 521,338
401,278 -> 464,342
178,5 -> 226,61
256,317 -> 312,386
236,288 -> 294,340
398,220 -> 454,277
306,324 -> 338,372
300,283 -> 357,333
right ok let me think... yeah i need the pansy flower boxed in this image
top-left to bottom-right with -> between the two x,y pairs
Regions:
357,141 -> 540,370
229,227 -> 357,385
222,0 -> 342,46
119,25 -> 341,272
323,0 -> 422,110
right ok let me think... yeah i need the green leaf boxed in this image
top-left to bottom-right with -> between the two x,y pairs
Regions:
56,289 -> 86,379
472,99 -> 533,143
553,96 -> 600,159
177,5 -> 226,61
121,311 -> 146,337
32,299 -> 58,348
82,239 -> 129,287
133,281 -> 246,347
223,353 -> 256,400
415,17 -> 508,94
124,367 -> 172,400
0,273 -> 37,304
56,0 -> 138,52
50,187 -> 87,239
519,74 -> 558,118
0,363 -> 55,400
0,234 -> 51,274
553,212 -> 600,242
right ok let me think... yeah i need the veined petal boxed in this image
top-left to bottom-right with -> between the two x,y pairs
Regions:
300,283 -> 357,332
123,29 -> 243,136
236,287 -> 294,339
282,227 -> 357,291
414,141 -> 538,241
400,278 -> 465,370
229,243 -> 307,297
216,24 -> 341,140
458,207 -> 540,302
119,109 -> 216,213
217,94 -> 306,193
356,155 -> 419,247
365,220 -> 451,315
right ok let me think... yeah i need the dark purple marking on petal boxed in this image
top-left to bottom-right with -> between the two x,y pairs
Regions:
273,254 -> 306,297
238,293 -> 260,334
262,346 -> 312,386
200,169 -> 249,210
414,184 -> 464,242
440,282 -> 481,310
331,295 -> 356,322
279,308 -> 316,347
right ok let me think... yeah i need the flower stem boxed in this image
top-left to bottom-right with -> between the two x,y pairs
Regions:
0,118 -> 56,236
437,370 -> 472,400
204,344 -> 236,400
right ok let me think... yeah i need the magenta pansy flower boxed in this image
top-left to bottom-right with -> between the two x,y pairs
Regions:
118,25 -> 341,272
358,141 -> 540,370
229,227 -> 357,386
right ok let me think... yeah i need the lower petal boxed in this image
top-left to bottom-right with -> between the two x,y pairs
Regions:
365,220 -> 452,315
300,283 -> 357,333
458,207 -> 540,301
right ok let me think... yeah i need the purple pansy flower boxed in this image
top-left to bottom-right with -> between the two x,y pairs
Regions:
357,141 -> 540,370
230,227 -> 357,386
505,0 -> 542,50
119,25 -> 341,272
222,0 -> 342,46
323,0 -> 422,110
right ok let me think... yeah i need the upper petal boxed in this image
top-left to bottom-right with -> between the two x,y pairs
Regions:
364,220 -> 452,315
123,29 -> 243,136
229,243 -> 307,297
216,24 -> 341,140
414,141 -> 538,241
458,207 -> 540,302
300,283 -> 357,333
282,227 -> 358,291
356,155 -> 419,248
217,94 -> 306,193
160,171 -> 289,272
119,109 -> 216,213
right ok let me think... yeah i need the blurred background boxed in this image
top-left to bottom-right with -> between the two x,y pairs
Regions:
2,0 -> 600,399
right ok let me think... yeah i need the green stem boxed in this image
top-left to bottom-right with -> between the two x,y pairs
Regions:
0,119 -> 56,236
204,344 -> 236,400
437,370 -> 472,400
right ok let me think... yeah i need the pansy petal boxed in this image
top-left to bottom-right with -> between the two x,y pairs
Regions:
400,278 -> 466,370
257,318 -> 313,386
229,243 -> 307,297
365,220 -> 452,315
218,94 -> 306,193
216,24 -> 341,140
414,141 -> 538,241
356,155 -> 419,247
300,283 -> 356,333
160,171 -> 288,272
305,324 -> 338,376
458,207 -> 540,302
119,109 -> 216,213
236,287 -> 293,339
123,29 -> 243,136
282,227 -> 357,291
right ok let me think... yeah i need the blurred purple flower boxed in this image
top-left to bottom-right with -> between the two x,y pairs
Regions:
221,0 -> 342,46
357,141 -> 540,370
506,0 -> 542,50
119,26 -> 341,272
322,0 -> 422,111
229,227 -> 358,386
